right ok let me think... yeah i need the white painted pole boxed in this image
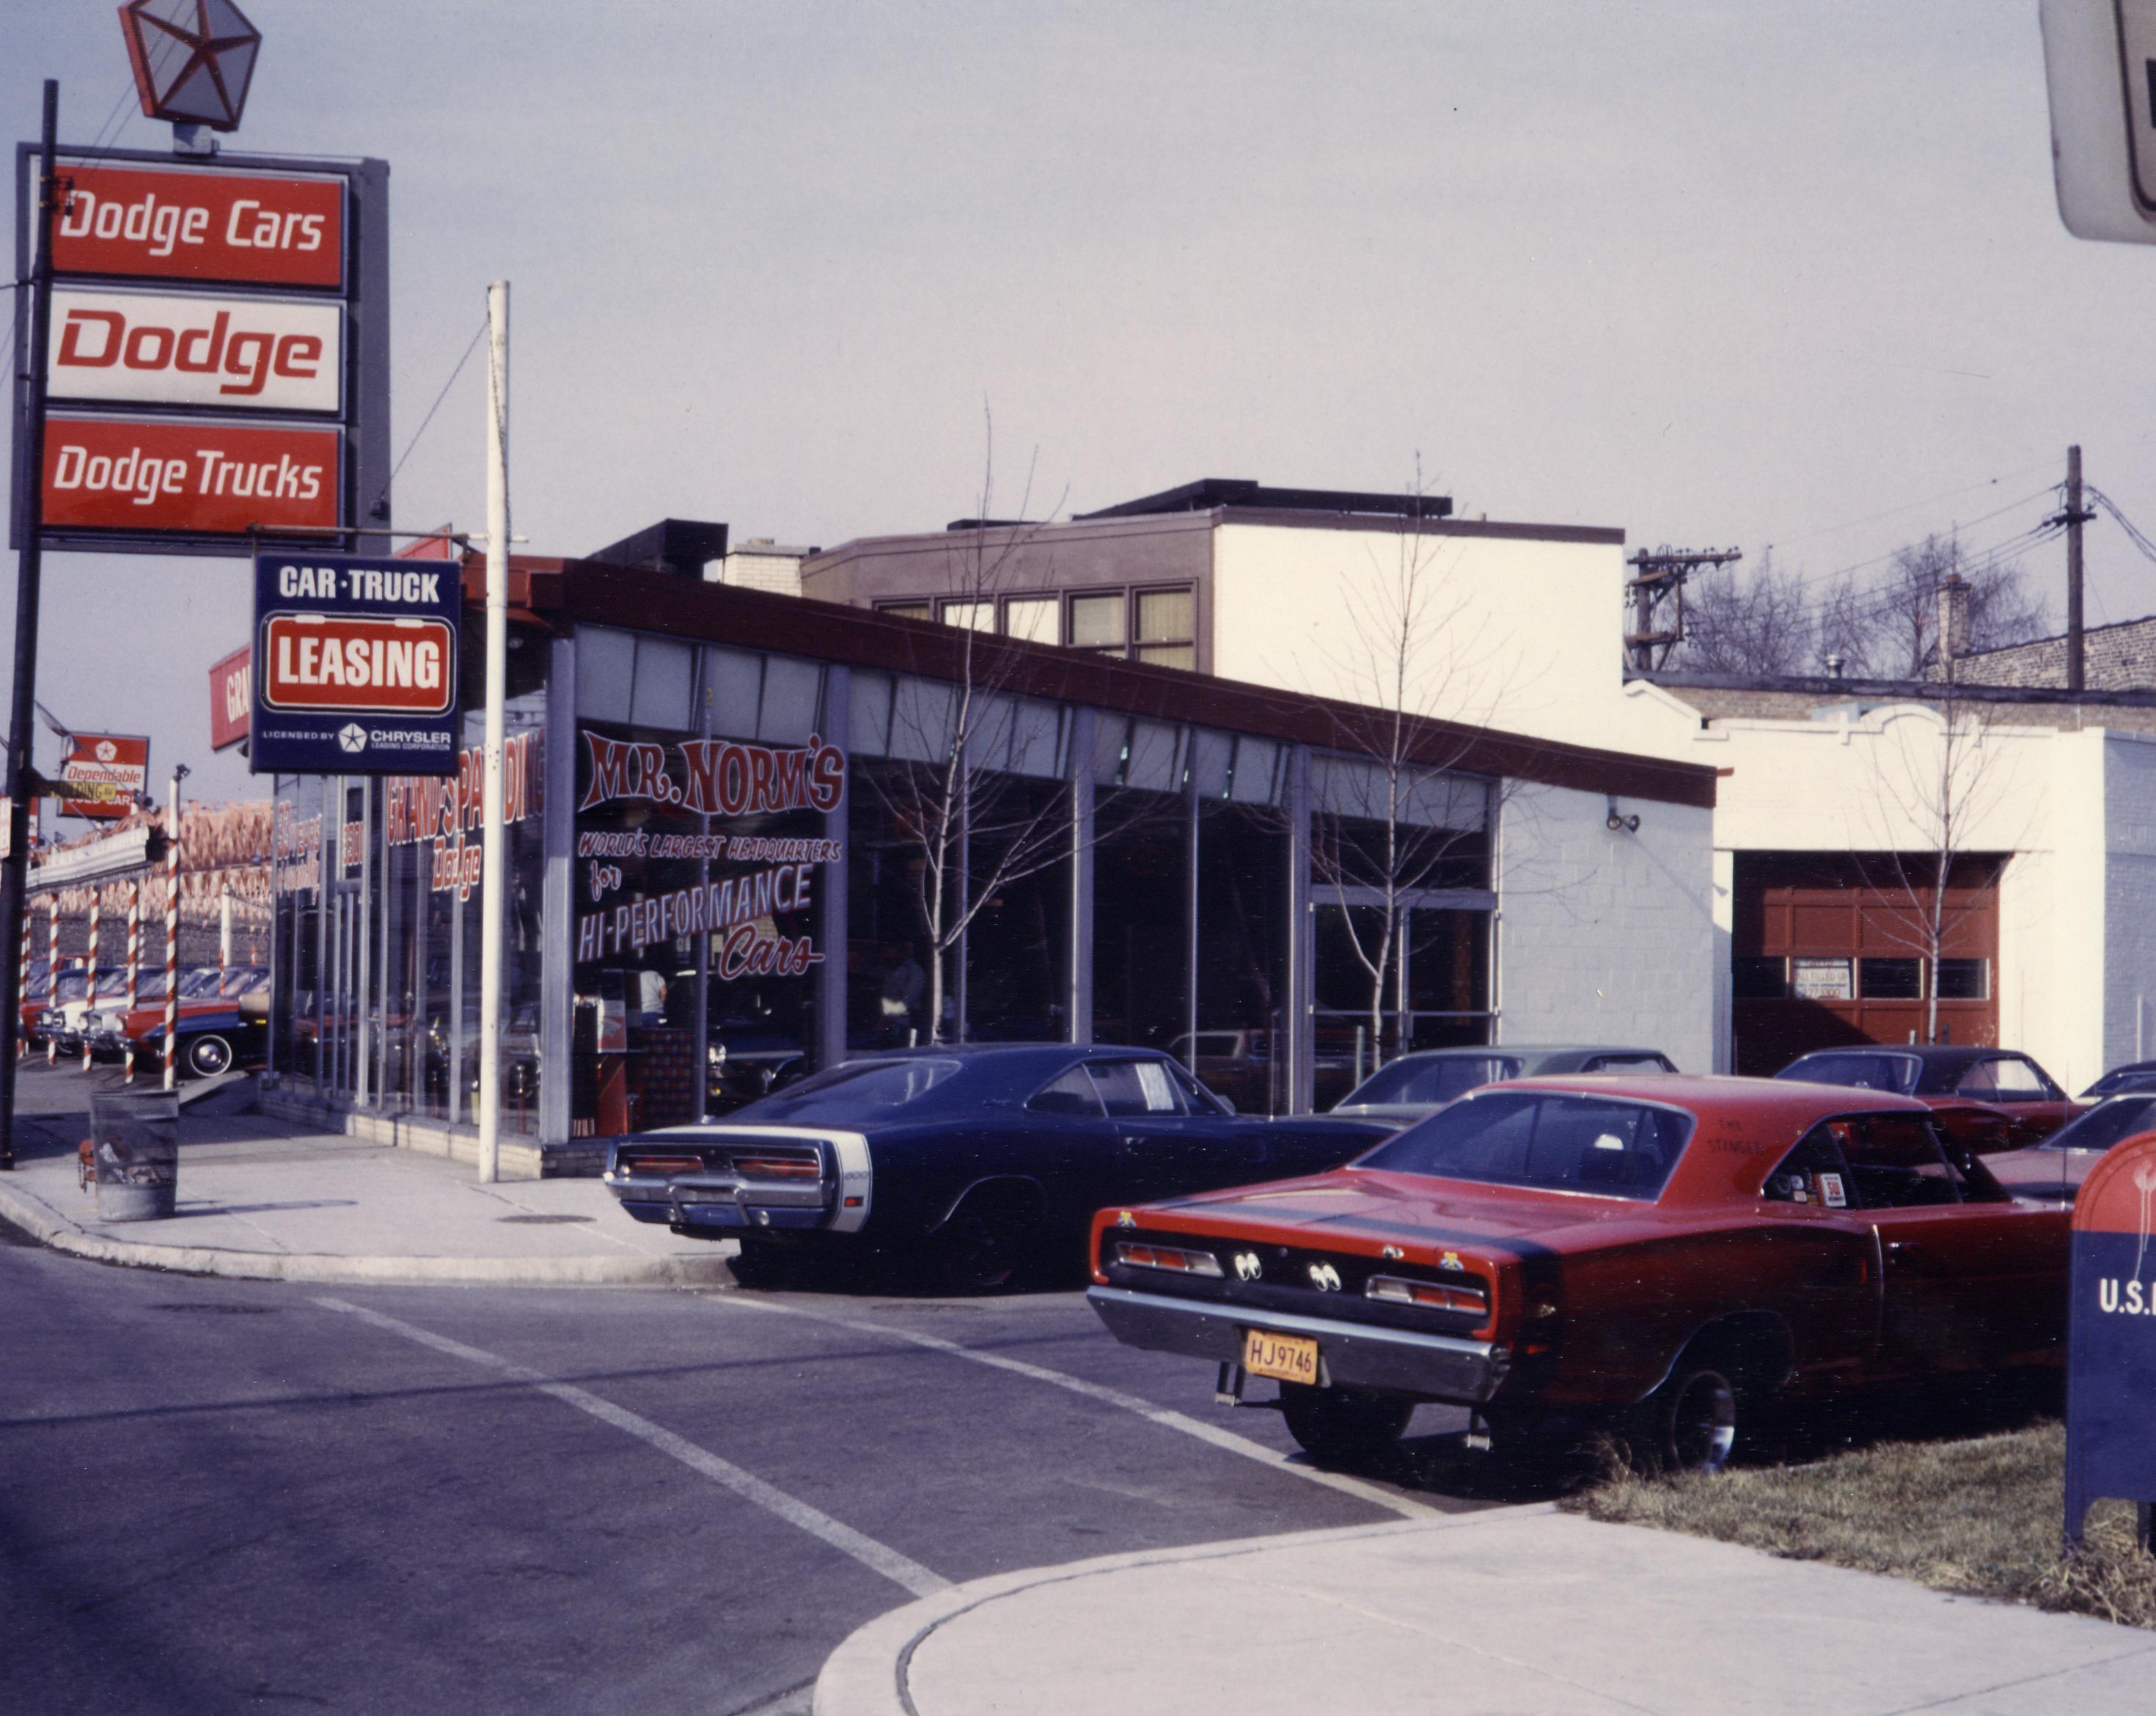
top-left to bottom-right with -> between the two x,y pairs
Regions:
44,893 -> 58,1064
17,894 -> 32,1060
477,279 -> 510,1183
123,881 -> 139,1082
163,768 -> 184,1091
81,886 -> 99,1074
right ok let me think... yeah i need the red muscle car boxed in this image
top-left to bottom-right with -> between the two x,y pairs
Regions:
1088,1075 -> 2069,1473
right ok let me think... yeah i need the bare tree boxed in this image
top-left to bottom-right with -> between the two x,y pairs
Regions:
1671,549 -> 1815,675
1819,533 -> 2049,680
864,435 -> 1057,1043
1849,666 -> 2022,1044
1305,463 -> 1506,1072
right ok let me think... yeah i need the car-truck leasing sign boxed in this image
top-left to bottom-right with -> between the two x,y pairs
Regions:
251,553 -> 461,777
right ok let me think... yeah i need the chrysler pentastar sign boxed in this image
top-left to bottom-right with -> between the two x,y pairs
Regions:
250,552 -> 461,776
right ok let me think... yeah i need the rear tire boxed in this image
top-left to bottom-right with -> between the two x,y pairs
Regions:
1632,1362 -> 1739,1475
1279,1384 -> 1414,1463
930,1190 -> 1042,1294
727,1241 -> 804,1290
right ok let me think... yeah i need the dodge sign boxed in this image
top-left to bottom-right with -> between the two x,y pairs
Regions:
252,553 -> 461,776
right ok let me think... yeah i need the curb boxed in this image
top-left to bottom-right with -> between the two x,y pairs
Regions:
812,1507 -> 1552,1716
0,1176 -> 740,1288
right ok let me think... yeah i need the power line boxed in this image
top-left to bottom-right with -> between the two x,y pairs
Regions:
370,317 -> 488,521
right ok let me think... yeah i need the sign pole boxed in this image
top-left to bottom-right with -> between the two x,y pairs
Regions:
0,81 -> 60,1169
477,281 -> 509,1183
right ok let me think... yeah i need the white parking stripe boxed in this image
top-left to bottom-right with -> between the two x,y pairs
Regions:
312,1297 -> 949,1599
711,1295 -> 1443,1521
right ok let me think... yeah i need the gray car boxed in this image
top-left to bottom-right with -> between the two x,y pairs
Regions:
1327,1044 -> 1678,1126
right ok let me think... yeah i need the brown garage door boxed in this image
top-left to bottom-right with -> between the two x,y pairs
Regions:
1731,851 -> 2001,1076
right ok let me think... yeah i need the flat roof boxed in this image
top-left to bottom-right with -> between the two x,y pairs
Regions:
474,554 -> 1714,809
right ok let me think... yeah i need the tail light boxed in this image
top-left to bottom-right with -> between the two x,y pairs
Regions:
619,1154 -> 705,1176
732,1154 -> 821,1180
1114,1241 -> 1225,1277
1365,1274 -> 1488,1316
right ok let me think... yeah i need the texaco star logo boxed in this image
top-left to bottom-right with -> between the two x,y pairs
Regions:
337,723 -> 367,754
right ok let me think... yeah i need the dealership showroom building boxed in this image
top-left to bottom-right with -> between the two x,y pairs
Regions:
260,501 -> 1719,1174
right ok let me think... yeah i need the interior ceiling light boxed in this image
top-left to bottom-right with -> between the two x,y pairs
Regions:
119,0 -> 263,133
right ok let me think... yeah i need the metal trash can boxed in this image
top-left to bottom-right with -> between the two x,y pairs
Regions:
87,1088 -> 180,1222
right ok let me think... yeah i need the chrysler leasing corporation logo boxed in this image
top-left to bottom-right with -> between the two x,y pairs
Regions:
1307,1261 -> 1343,1292
337,723 -> 367,754
1233,1252 -> 1262,1282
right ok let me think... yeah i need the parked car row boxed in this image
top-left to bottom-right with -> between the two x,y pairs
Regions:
604,1033 -> 2156,1477
25,963 -> 270,1078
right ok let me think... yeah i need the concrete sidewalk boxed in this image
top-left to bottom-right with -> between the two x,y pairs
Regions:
0,1065 -> 733,1286
816,1506 -> 2156,1716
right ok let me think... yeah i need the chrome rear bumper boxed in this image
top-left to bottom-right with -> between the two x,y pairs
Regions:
1086,1284 -> 1508,1404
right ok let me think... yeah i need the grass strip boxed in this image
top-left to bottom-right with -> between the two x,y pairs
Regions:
1564,1422 -> 2156,1629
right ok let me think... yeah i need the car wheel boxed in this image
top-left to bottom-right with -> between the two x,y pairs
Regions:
1278,1384 -> 1414,1463
185,1034 -> 234,1078
931,1192 -> 1040,1294
1635,1363 -> 1739,1475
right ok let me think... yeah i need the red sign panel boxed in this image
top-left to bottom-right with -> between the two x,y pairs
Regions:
260,615 -> 457,716
42,416 -> 340,536
209,644 -> 251,750
54,162 -> 345,289
58,733 -> 150,822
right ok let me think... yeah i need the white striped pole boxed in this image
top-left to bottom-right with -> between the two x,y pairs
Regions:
163,774 -> 182,1090
124,881 -> 140,1083
45,895 -> 58,1065
81,887 -> 99,1073
17,895 -> 30,1060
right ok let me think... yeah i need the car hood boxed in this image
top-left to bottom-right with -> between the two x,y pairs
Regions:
1142,1167 -> 1643,1251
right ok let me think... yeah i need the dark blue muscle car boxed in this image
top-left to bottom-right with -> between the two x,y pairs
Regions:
601,1043 -> 1401,1290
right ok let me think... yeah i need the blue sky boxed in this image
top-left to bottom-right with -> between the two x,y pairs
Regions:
7,2 -> 2155,804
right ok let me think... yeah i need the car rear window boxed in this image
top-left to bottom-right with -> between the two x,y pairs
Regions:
1339,1055 -> 1525,1108
1777,1052 -> 1919,1095
2045,1096 -> 2156,1155
747,1057 -> 961,1115
1356,1090 -> 1693,1200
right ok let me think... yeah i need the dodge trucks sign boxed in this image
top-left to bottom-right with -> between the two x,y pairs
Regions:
251,553 -> 461,776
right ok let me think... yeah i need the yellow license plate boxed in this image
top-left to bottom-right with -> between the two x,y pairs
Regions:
1242,1328 -> 1320,1386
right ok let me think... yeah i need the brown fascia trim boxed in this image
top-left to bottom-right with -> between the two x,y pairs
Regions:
804,508 -> 1624,571
501,556 -> 1714,808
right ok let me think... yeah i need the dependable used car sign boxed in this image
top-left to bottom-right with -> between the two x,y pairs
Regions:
251,553 -> 462,777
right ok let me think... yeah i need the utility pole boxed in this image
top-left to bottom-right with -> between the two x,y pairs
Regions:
2067,444 -> 2087,692
477,281 -> 510,1184
2044,446 -> 2096,692
1623,546 -> 1743,672
0,81 -> 62,1171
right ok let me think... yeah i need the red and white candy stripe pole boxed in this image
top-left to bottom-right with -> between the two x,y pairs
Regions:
45,893 -> 58,1065
163,770 -> 184,1091
81,886 -> 99,1073
124,881 -> 140,1083
17,896 -> 30,1060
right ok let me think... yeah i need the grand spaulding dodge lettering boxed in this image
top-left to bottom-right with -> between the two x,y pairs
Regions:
1087,1074 -> 2071,1471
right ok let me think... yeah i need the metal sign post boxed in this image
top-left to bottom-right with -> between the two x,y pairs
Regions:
0,81 -> 62,1171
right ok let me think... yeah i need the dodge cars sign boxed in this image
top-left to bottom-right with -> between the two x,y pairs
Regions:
251,553 -> 461,776
53,161 -> 345,289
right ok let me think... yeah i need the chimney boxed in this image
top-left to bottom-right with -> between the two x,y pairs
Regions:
1935,574 -> 1970,671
